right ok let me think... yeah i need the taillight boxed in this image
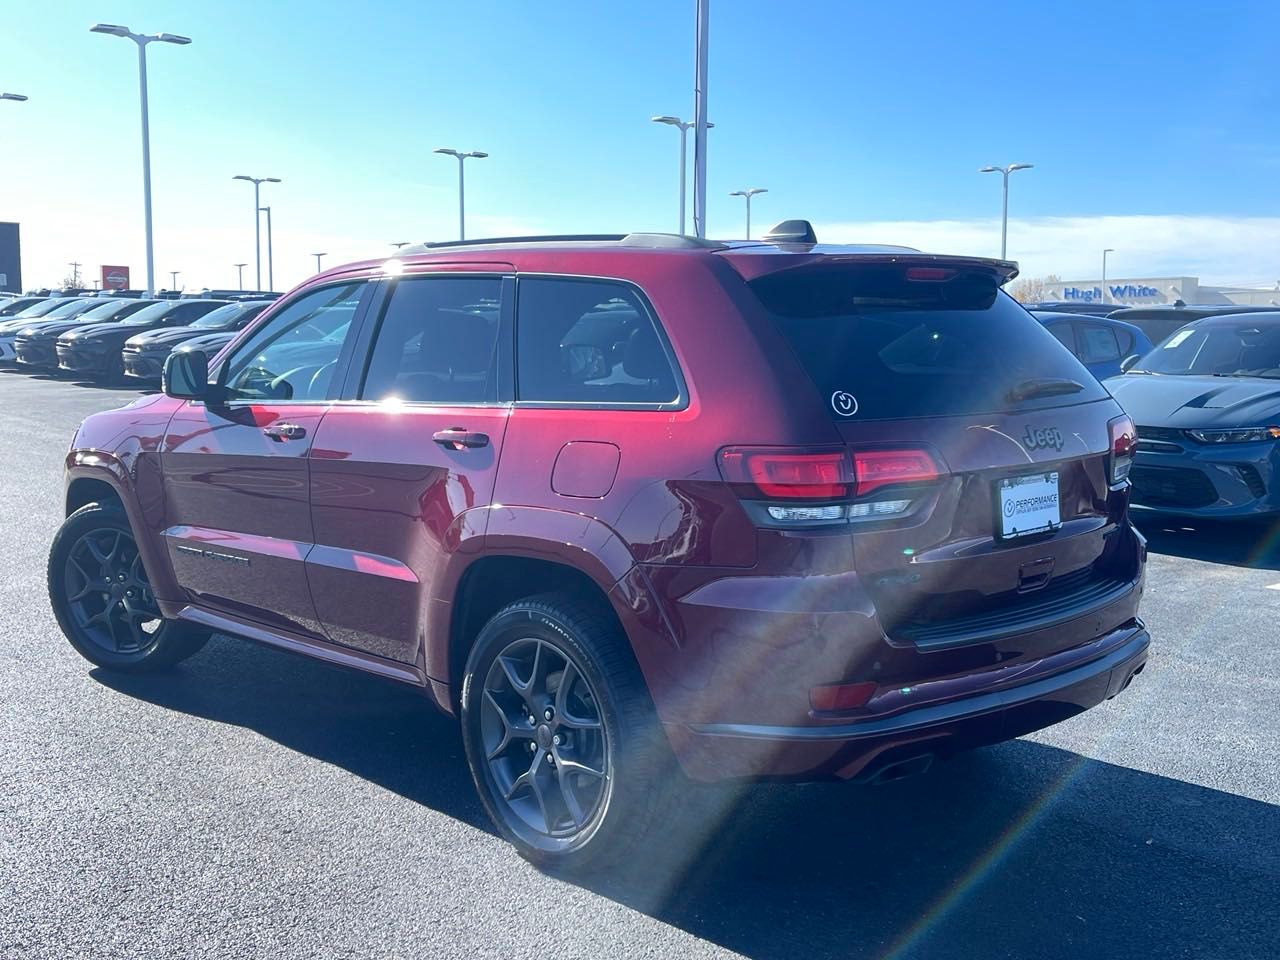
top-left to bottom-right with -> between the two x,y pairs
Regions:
718,446 -> 942,526
853,449 -> 940,496
904,266 -> 958,282
1109,414 -> 1135,484
717,447 -> 854,500
809,681 -> 877,713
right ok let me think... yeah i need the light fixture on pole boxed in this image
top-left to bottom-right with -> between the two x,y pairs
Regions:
233,263 -> 247,291
729,188 -> 767,240
232,174 -> 280,290
651,116 -> 715,235
978,162 -> 1034,260
432,148 -> 488,241
390,241 -> 410,249
312,252 -> 326,273
0,93 -> 28,102
90,23 -> 191,297
1102,248 -> 1114,304
259,205 -> 274,292
169,270 -> 180,290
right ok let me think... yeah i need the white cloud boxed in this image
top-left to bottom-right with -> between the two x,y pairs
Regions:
814,215 -> 1280,289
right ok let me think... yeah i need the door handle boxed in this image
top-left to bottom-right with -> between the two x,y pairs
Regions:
263,423 -> 307,441
432,427 -> 490,450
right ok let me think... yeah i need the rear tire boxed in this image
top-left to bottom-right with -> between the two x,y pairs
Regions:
460,593 -> 673,872
48,502 -> 210,672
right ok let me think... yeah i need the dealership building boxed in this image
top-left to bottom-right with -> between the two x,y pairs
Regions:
1042,276 -> 1280,308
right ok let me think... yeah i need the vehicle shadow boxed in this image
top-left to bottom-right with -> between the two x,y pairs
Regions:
1133,511 -> 1280,569
94,636 -> 1278,960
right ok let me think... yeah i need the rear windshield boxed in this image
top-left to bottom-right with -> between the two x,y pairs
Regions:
751,265 -> 1107,420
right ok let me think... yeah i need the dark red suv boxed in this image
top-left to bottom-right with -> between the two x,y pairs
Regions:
48,224 -> 1149,869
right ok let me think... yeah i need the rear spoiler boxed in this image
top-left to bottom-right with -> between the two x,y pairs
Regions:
725,252 -> 1020,285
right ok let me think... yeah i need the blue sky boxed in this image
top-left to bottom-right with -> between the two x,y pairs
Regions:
3,0 -> 1279,291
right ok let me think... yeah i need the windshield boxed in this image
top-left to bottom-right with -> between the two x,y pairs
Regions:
35,299 -> 92,319
188,303 -> 248,329
13,299 -> 70,318
1134,321 -> 1280,377
751,265 -> 1106,420
76,300 -> 128,320
118,302 -> 179,326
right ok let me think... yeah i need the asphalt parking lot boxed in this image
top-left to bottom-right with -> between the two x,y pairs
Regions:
1,370 -> 1276,960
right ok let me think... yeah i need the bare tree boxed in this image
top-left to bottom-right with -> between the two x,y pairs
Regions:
1007,274 -> 1061,304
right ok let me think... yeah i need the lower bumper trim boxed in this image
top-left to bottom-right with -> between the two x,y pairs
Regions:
689,625 -> 1149,742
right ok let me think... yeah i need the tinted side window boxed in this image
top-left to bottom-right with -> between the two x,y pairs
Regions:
1047,322 -> 1076,352
516,278 -> 680,405
1078,324 -> 1121,363
360,277 -> 502,404
220,283 -> 364,402
1114,327 -> 1135,356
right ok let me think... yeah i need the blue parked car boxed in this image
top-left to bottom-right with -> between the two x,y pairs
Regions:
1105,311 -> 1280,518
1031,311 -> 1154,380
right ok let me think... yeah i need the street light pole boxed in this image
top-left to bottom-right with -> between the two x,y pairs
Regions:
312,252 -> 326,273
91,24 -> 191,298
169,270 -> 180,290
1102,248 -> 1114,305
232,174 -> 280,290
729,188 -> 767,240
651,116 -> 715,234
692,0 -> 710,238
260,205 -> 274,292
433,148 -> 488,240
234,263 -> 247,291
978,162 -> 1034,260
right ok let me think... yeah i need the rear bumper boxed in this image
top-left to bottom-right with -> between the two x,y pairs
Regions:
666,620 -> 1149,781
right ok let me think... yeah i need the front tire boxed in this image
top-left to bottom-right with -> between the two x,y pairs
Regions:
460,594 -> 672,872
48,501 -> 210,672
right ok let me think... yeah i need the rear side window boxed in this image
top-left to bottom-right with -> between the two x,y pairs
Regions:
516,278 -> 681,406
751,266 -> 1107,420
1047,322 -> 1076,352
360,276 -> 502,404
1078,323 -> 1121,363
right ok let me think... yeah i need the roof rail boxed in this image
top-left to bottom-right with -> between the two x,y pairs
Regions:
394,233 -> 726,255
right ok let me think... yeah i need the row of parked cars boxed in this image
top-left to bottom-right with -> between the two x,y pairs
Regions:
0,290 -> 278,384
1026,299 -> 1280,518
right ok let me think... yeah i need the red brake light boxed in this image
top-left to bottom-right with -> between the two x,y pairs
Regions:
853,449 -> 940,496
1109,414 -> 1135,484
718,447 -> 854,499
904,266 -> 958,282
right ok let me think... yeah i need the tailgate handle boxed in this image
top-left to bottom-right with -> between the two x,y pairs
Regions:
1017,557 -> 1055,592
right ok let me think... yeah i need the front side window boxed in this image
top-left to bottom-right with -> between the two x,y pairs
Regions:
219,283 -> 364,401
360,276 -> 502,404
516,278 -> 680,405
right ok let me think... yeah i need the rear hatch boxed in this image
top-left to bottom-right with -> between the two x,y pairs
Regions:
741,258 -> 1139,661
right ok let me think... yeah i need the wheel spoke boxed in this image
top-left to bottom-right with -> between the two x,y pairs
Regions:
555,762 -> 587,828
83,538 -> 110,569
553,753 -> 605,781
503,754 -> 537,802
483,690 -> 533,761
67,578 -> 109,603
528,756 -> 554,832
558,711 -> 602,731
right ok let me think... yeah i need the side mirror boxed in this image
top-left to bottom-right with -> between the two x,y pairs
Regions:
1120,354 -> 1141,373
163,349 -> 209,399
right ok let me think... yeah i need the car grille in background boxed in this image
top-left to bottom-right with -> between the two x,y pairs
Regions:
1136,425 -> 1185,453
1129,464 -> 1218,508
1236,464 -> 1267,499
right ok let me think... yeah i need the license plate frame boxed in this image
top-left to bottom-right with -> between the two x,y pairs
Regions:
995,471 -> 1061,539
